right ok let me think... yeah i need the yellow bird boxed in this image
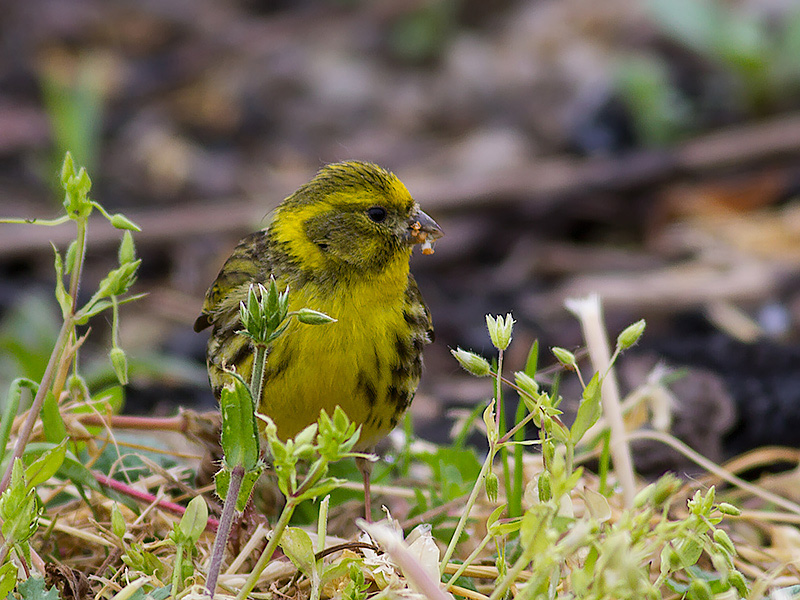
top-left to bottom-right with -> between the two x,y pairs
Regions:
195,161 -> 442,518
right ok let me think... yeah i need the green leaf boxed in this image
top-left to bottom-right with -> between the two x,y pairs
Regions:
675,537 -> 704,568
18,443 -> 96,493
95,260 -> 141,298
40,390 -> 67,444
52,244 -> 71,316
486,504 -> 506,529
56,451 -> 101,492
265,320 -> 292,345
582,488 -> 611,522
128,584 -> 172,600
570,372 -> 603,443
524,340 -> 539,378
483,401 -> 497,444
24,441 -> 67,490
177,496 -> 209,544
235,467 -> 263,512
294,477 -> 345,504
215,469 -> 230,501
118,231 -> 136,265
17,577 -> 59,600
487,506 -> 521,537
0,379 -> 36,464
111,503 -> 126,538
278,527 -> 317,578
0,561 -> 17,599
64,240 -> 77,275
74,299 -> 112,324
519,505 -> 551,556
0,462 -> 39,544
219,379 -> 260,470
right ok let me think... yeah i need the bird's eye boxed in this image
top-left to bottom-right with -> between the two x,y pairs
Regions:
367,206 -> 387,223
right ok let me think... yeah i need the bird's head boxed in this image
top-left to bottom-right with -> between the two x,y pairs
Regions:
272,161 -> 443,276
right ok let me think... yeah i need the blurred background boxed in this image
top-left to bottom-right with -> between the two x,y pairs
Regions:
2,0 -> 800,473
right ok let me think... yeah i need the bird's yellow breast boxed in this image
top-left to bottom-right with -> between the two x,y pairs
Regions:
259,253 -> 415,448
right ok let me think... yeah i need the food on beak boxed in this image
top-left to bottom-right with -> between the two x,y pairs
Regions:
407,209 -> 443,254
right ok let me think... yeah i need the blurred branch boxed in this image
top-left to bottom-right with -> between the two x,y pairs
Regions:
412,111 -> 800,211
4,111 -> 800,260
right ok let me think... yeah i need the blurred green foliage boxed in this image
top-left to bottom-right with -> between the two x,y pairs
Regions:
40,57 -> 106,194
0,296 -> 60,409
617,0 -> 800,145
388,0 -> 459,63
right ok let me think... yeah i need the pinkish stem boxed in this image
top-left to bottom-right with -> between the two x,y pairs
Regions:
93,471 -> 219,531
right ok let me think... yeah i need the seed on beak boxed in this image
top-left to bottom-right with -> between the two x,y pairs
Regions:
406,209 -> 443,254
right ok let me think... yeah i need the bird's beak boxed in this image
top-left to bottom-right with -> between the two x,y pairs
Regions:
405,209 -> 443,247
407,210 -> 444,244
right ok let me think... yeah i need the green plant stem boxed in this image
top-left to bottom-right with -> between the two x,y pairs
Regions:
499,408 -> 538,445
488,548 -> 534,600
172,543 -> 185,597
111,295 -> 121,348
235,499 -> 296,600
445,532 -> 493,590
290,460 -> 326,502
597,430 -> 611,496
0,216 -> 87,495
69,219 -> 88,313
496,351 -> 512,515
317,495 -> 329,553
494,351 -> 504,434
249,345 -> 267,410
0,216 -> 70,226
511,398 -> 526,518
0,380 -> 35,466
233,452 -> 329,599
0,319 -> 71,494
493,372 -> 570,442
439,445 -> 496,576
565,441 -> 574,478
205,464 -> 244,597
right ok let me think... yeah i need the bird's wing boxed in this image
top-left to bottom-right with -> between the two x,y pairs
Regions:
194,230 -> 271,332
406,274 -> 435,344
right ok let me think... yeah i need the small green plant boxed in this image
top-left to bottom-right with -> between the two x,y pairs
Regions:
0,152 -> 145,594
204,277 -> 355,598
445,307 -> 745,599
